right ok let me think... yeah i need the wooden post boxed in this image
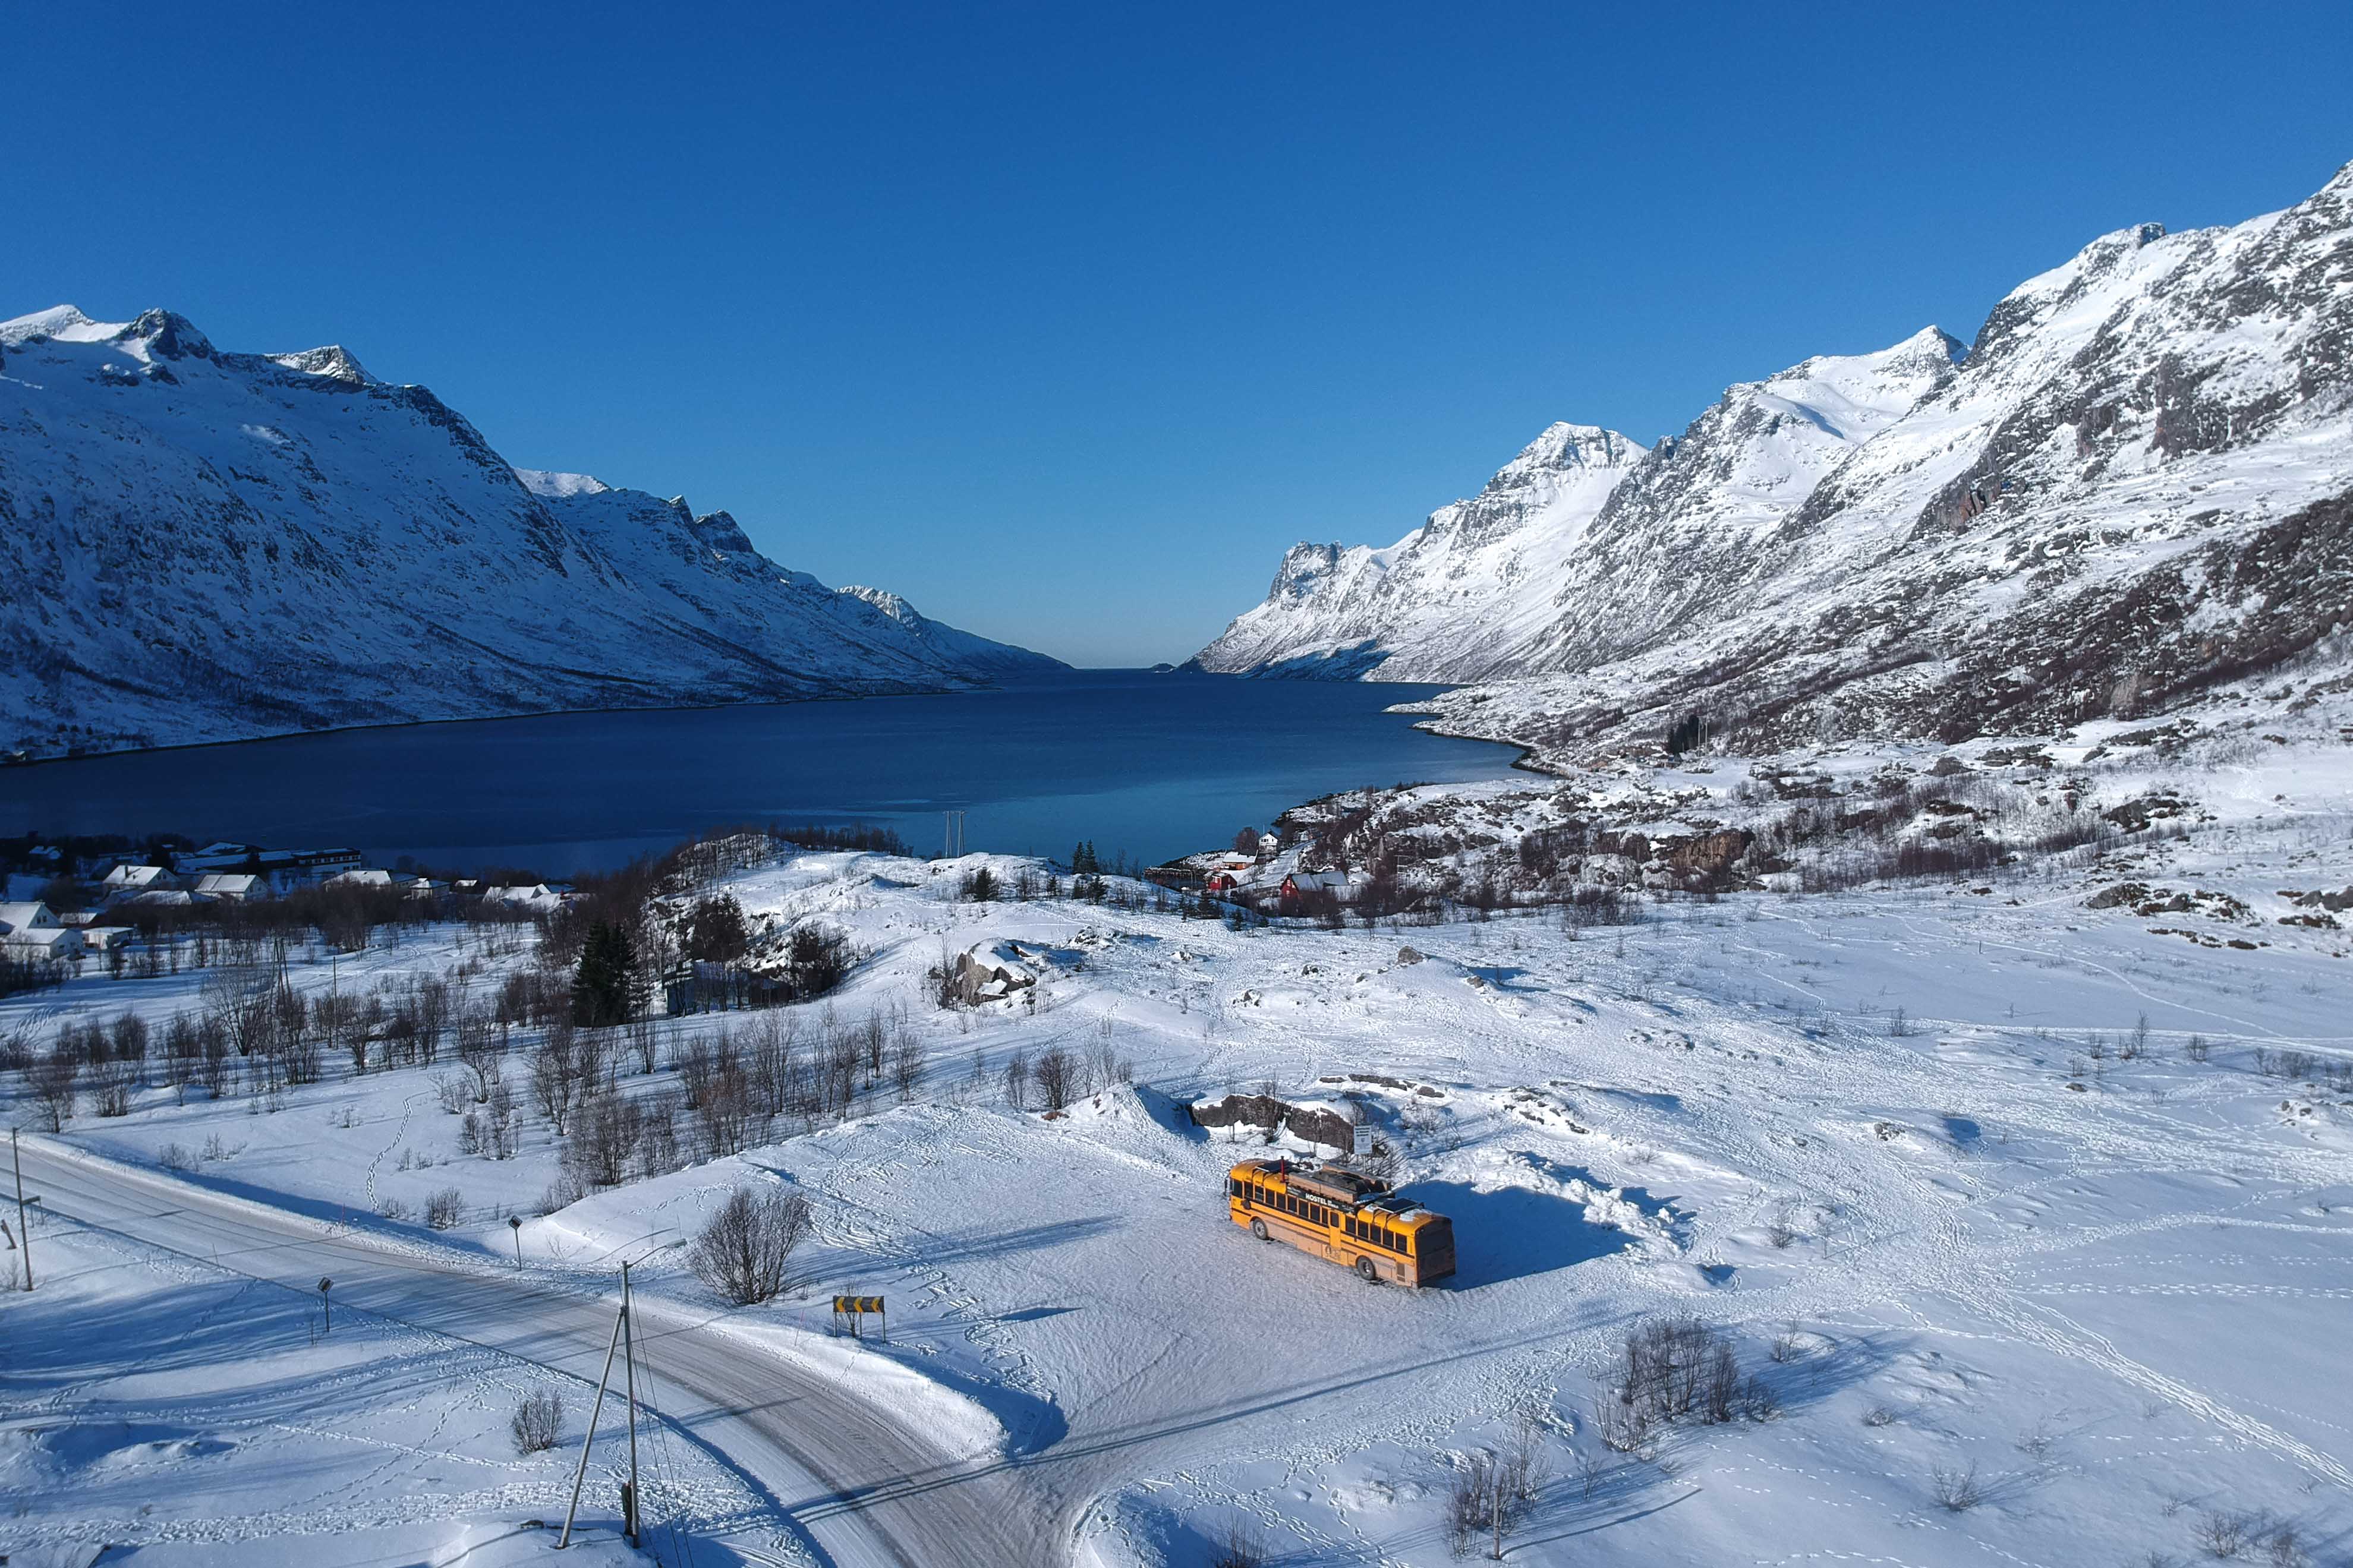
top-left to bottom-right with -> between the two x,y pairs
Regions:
12,1130 -> 31,1292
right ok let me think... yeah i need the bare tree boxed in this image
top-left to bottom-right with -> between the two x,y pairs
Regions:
625,1015 -> 659,1075
1032,1047 -> 1075,1112
889,1024 -> 922,1102
455,1007 -> 502,1102
566,1089 -> 644,1188
530,1028 -> 579,1136
28,1048 -> 80,1131
746,1011 -> 796,1121
689,1186 -> 815,1305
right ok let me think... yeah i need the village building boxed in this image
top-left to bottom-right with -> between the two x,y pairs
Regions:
1278,869 -> 1352,914
98,863 -> 181,899
193,872 -> 267,901
174,841 -> 263,874
0,901 -> 81,960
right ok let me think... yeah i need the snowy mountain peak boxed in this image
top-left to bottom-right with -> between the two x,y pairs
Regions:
267,345 -> 374,384
113,308 -> 215,360
513,469 -> 612,499
0,304 -> 121,345
686,507 -> 756,555
841,585 -> 916,622
1492,421 -> 1646,484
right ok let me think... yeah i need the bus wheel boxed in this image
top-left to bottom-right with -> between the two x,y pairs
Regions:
1355,1256 -> 1378,1282
1250,1219 -> 1269,1241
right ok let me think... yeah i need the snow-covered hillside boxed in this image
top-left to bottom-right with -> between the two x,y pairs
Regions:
0,308 -> 1063,757
1194,423 -> 1650,680
7,741 -> 2349,1564
1198,163 -> 2353,767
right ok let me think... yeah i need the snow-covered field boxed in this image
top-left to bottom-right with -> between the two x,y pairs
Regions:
6,768 -> 2351,1566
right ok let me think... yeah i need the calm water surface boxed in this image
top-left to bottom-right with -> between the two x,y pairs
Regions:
0,671 -> 1520,874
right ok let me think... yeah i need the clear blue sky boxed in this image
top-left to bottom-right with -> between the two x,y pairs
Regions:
8,3 -> 2349,666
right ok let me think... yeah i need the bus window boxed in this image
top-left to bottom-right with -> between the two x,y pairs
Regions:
1397,1229 -> 1413,1255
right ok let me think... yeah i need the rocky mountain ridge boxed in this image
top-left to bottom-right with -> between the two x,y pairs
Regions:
0,307 -> 1061,756
1196,163 -> 2353,766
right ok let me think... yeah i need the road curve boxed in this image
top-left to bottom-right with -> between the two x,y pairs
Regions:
15,1138 -> 1060,1568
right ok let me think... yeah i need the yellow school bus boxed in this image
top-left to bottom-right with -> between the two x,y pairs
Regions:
1225,1158 -> 1455,1286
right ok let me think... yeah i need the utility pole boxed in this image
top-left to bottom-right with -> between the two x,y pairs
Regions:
558,1291 -> 626,1550
620,1261 -> 642,1547
12,1130 -> 31,1292
559,1267 -> 642,1551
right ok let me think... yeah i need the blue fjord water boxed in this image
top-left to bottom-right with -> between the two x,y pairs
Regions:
0,671 -> 1522,876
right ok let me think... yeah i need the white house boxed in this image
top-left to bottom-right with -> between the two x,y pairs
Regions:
99,863 -> 180,898
0,901 -> 80,960
326,868 -> 395,889
193,872 -> 267,901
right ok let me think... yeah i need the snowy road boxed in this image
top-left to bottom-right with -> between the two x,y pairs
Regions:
12,1138 -> 1058,1568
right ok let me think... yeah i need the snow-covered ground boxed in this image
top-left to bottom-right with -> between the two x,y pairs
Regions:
5,761 -> 2351,1565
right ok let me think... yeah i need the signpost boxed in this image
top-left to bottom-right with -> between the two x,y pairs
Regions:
318,1277 -> 333,1333
831,1295 -> 887,1339
509,1214 -> 524,1267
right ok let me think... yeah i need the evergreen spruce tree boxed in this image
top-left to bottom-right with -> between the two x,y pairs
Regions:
573,921 -> 638,1026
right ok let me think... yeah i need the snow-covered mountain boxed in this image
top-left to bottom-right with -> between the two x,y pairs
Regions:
1197,163 -> 2353,764
0,308 -> 1061,756
1195,422 -> 1650,680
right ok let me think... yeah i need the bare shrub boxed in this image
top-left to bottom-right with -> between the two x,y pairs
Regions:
90,1055 -> 138,1117
1930,1460 -> 1983,1512
424,1187 -> 467,1231
1209,1520 -> 1267,1568
434,1072 -> 473,1115
1032,1047 -> 1075,1112
689,1186 -> 814,1306
1444,1415 -> 1547,1559
510,1390 -> 563,1455
156,1141 -> 195,1172
2192,1509 -> 2260,1560
1614,1315 -> 1741,1433
1738,1374 -> 1781,1421
2185,1034 -> 2210,1064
